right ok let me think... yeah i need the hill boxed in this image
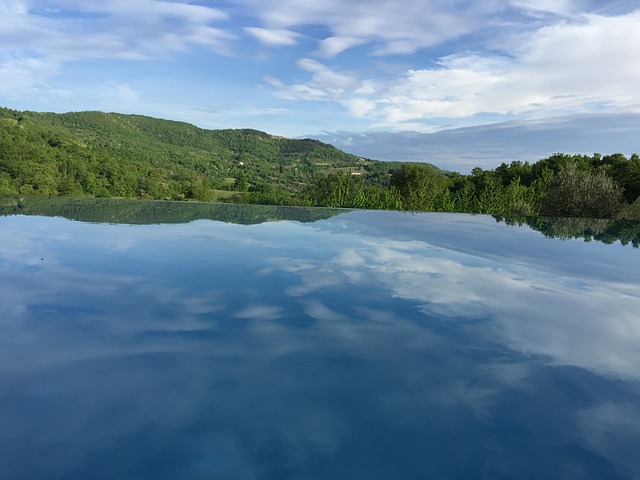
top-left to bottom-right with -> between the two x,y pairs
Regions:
2,106 -> 639,220
0,106 -> 389,201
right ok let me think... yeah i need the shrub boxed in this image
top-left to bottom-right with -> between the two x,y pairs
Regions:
539,162 -> 623,218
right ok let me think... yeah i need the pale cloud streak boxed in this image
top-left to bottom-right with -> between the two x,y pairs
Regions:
509,0 -> 583,17
2,1 -> 233,58
0,0 -> 234,98
245,27 -> 300,46
315,36 -> 366,58
249,0 -> 475,56
268,59 -> 360,100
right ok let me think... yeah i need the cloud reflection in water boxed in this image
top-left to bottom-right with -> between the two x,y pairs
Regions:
1,210 -> 639,480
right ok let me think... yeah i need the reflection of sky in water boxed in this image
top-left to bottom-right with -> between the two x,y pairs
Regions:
1,211 -> 640,479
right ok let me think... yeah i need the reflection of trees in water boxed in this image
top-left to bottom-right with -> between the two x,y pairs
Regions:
0,196 -> 346,225
495,215 -> 640,248
4,195 -> 638,247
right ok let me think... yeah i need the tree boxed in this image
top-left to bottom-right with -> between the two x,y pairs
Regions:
390,163 -> 447,211
607,153 -> 640,203
303,172 -> 366,208
539,162 -> 623,218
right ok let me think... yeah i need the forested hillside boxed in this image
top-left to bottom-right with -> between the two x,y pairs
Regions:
2,106 -> 640,219
0,106 -> 374,202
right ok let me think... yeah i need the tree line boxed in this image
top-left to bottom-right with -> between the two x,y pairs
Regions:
2,107 -> 639,220
293,153 -> 640,220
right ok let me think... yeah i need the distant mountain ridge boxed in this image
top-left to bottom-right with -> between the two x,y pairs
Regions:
0,106 -> 383,201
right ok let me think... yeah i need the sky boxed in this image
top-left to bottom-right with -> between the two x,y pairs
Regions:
1,0 -> 640,172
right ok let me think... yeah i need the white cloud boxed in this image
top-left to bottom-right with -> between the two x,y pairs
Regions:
315,36 -> 365,58
51,0 -> 229,25
245,27 -> 299,46
269,59 -> 359,100
246,3 -> 640,131
244,0 -> 476,56
247,107 -> 290,116
3,0 -> 640,144
266,74 -> 327,100
344,98 -> 376,117
372,40 -> 421,56
0,0 -> 237,104
336,11 -> 640,130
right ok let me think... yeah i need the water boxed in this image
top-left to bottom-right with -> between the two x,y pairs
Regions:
1,200 -> 639,479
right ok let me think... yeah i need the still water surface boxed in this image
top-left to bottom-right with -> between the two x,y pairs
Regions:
1,202 -> 639,479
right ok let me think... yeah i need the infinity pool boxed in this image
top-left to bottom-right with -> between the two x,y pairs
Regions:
1,200 -> 639,479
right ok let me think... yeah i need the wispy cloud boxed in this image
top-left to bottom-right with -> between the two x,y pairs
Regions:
219,1 -> 640,136
247,107 -> 290,116
247,0 -> 476,55
279,11 -> 640,131
3,1 -> 233,58
267,59 -> 360,101
315,36 -> 366,58
245,27 -> 300,46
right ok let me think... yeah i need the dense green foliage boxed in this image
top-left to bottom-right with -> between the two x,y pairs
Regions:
0,106 -> 369,202
299,154 -> 640,220
539,162 -> 623,218
2,106 -> 639,219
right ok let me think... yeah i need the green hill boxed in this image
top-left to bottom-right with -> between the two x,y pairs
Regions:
3,106 -> 639,220
0,106 -> 380,201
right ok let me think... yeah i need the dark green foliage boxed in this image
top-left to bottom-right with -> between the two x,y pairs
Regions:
302,172 -> 368,208
0,107 -> 367,202
390,163 -> 447,211
2,106 -> 639,219
603,153 -> 640,203
539,162 -> 623,218
301,153 -> 633,218
618,197 -> 640,221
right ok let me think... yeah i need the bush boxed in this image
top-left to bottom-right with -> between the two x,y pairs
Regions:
539,162 -> 623,218
618,197 -> 640,221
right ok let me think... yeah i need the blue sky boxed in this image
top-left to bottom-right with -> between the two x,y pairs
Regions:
1,0 -> 639,171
